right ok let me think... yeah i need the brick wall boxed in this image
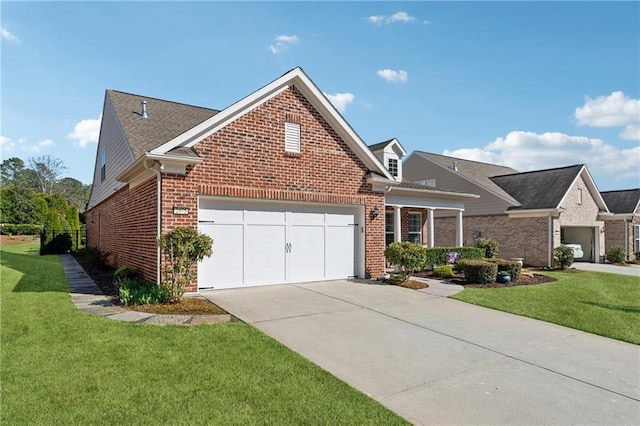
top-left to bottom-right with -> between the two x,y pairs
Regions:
86,177 -> 158,283
605,216 -> 639,261
434,215 -> 551,266
160,86 -> 385,290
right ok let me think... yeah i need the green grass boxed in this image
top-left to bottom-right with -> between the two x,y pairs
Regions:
452,270 -> 640,344
1,242 -> 407,425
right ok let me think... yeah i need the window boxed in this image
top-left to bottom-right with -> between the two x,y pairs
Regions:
408,212 -> 422,244
100,148 -> 106,182
388,158 -> 398,177
385,211 -> 394,246
635,225 -> 640,254
285,121 -> 301,153
578,188 -> 583,205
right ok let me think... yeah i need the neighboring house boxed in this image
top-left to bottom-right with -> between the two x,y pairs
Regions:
600,189 -> 640,261
403,152 -> 611,266
86,68 -> 476,291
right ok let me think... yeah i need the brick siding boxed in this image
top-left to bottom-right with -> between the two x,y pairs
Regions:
90,86 -> 386,291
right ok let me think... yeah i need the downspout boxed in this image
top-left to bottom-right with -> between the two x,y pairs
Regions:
144,158 -> 162,285
548,215 -> 553,267
623,218 -> 628,261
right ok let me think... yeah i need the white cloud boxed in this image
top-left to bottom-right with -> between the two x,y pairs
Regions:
575,91 -> 640,140
0,135 -> 15,152
377,69 -> 408,83
269,34 -> 299,54
1,27 -> 19,43
366,11 -> 428,25
444,131 -> 640,182
26,139 -> 55,152
323,92 -> 355,113
67,115 -> 101,148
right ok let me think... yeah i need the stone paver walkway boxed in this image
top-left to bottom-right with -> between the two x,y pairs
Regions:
59,254 -> 231,325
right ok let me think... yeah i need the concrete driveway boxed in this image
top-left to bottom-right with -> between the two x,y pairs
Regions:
572,262 -> 640,277
202,280 -> 640,425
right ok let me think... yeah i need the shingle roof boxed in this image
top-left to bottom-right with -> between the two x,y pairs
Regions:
107,90 -> 219,159
368,139 -> 396,152
600,189 -> 640,214
415,151 -> 520,204
490,165 -> 584,210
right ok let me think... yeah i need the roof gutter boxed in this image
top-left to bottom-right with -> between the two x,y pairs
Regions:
389,186 -> 479,200
144,158 -> 162,286
505,208 -> 561,218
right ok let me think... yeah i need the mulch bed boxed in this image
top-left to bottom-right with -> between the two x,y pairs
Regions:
71,252 -> 226,315
385,278 -> 429,290
413,269 -> 557,288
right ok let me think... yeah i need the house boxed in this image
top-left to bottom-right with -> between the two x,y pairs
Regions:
403,152 -> 611,266
600,189 -> 640,261
86,68 -> 476,291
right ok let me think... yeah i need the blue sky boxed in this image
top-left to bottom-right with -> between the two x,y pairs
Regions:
2,1 -> 639,191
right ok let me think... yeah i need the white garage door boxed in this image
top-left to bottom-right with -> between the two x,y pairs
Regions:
198,198 -> 361,290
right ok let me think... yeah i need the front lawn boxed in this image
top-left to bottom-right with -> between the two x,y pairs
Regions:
1,242 -> 406,425
452,270 -> 640,344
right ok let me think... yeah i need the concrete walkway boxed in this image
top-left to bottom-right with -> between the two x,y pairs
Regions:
203,279 -> 640,425
572,261 -> 640,277
59,255 -> 231,325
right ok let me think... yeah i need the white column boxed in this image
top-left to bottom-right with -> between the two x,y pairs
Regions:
455,210 -> 463,246
427,208 -> 435,248
394,206 -> 402,242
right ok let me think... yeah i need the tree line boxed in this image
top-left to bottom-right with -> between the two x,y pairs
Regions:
0,155 -> 91,234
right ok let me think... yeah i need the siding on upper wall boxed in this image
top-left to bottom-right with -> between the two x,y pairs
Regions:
87,94 -> 135,210
403,154 -> 514,216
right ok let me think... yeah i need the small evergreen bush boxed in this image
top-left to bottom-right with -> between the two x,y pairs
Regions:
119,280 -> 169,306
488,258 -> 522,281
113,265 -> 138,288
553,246 -> 574,270
433,264 -> 454,278
607,246 -> 626,264
0,224 -> 43,235
458,259 -> 498,284
424,247 -> 484,267
475,238 -> 499,259
384,242 -> 428,281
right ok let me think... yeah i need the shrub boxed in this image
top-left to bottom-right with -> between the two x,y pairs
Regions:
458,259 -> 498,284
553,246 -> 574,270
424,247 -> 484,267
433,264 -> 454,278
119,279 -> 169,306
76,247 -> 111,271
475,238 -> 499,259
488,258 -> 522,281
607,246 -> 626,264
113,265 -> 138,289
158,227 -> 214,303
384,242 -> 428,280
0,223 -> 42,235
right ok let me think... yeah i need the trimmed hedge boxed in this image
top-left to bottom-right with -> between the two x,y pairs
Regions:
425,247 -> 484,266
488,258 -> 522,281
459,259 -> 498,284
433,264 -> 454,278
0,223 -> 43,235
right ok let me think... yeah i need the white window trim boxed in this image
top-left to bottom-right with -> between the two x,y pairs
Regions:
285,121 -> 301,153
634,225 -> 640,253
408,212 -> 422,244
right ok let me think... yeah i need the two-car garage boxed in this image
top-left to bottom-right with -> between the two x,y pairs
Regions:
197,197 -> 364,290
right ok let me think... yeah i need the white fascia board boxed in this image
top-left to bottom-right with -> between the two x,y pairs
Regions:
150,67 -> 393,180
600,212 -> 636,221
145,152 -> 203,165
389,186 -> 479,200
556,165 -> 610,212
117,152 -> 203,184
386,138 -> 407,157
366,173 -> 399,192
505,208 -> 559,218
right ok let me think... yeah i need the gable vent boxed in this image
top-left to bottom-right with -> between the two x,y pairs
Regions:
285,121 -> 301,153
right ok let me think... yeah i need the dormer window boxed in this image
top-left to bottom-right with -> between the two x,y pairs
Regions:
388,158 -> 398,178
100,148 -> 106,182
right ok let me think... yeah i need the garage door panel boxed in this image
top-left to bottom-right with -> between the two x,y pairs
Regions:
245,209 -> 286,224
290,225 -> 325,282
326,211 -> 357,225
245,225 -> 286,284
326,226 -> 355,278
198,224 -> 243,289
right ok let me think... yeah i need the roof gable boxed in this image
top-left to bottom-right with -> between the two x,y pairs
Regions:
151,67 -> 393,180
368,138 -> 407,157
601,188 -> 640,214
107,90 -> 219,159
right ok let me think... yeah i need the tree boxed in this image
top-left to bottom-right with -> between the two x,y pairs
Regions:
384,242 -> 428,281
56,177 -> 91,211
0,157 -> 26,188
158,227 -> 213,303
28,155 -> 67,194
